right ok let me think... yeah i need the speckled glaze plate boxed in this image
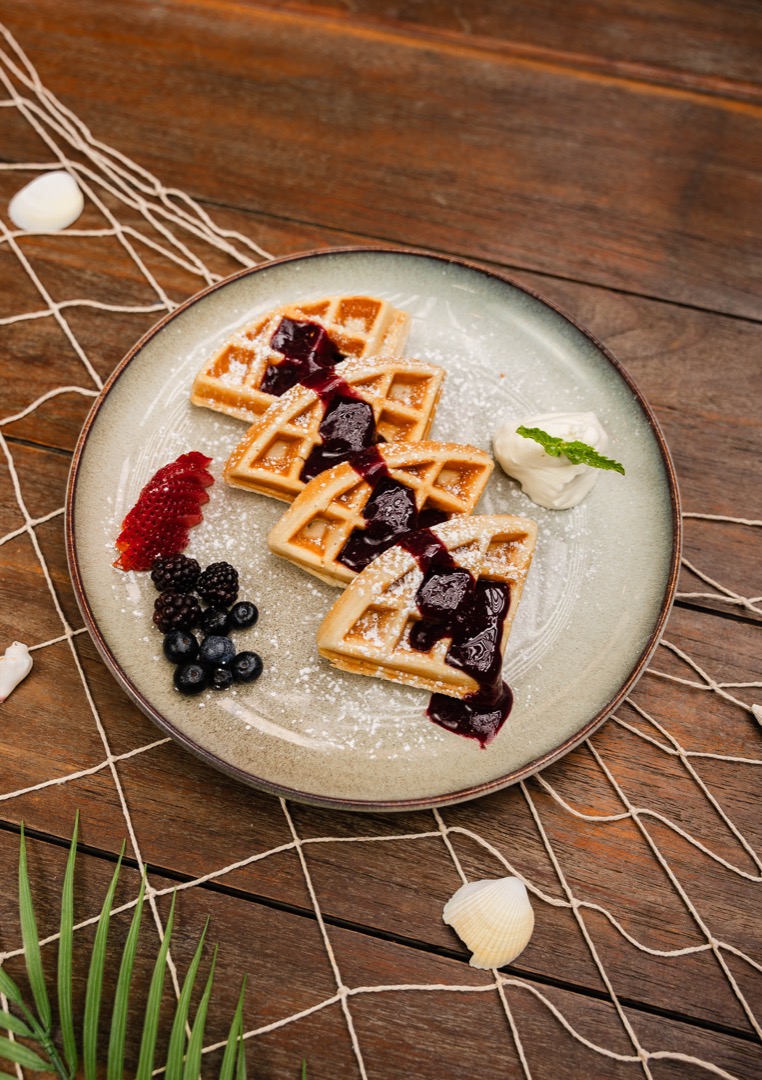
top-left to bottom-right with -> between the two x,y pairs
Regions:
66,248 -> 680,811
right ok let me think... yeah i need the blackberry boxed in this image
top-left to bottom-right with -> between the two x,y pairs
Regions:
232,651 -> 263,684
153,590 -> 201,633
196,561 -> 239,606
228,601 -> 259,630
151,554 -> 200,593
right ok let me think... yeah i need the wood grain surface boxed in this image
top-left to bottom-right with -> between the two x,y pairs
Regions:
1,1 -> 761,1077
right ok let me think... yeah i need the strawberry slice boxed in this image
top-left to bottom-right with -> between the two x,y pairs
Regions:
114,451 -> 214,571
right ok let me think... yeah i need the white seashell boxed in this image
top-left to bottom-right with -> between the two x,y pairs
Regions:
752,704 -> 762,725
443,876 -> 534,970
8,171 -> 84,233
0,642 -> 33,703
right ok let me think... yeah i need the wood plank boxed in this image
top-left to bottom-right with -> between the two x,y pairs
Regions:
255,0 -> 762,95
2,0 -> 761,316
1,830 -> 760,1078
2,543 -> 760,1035
0,830 -> 359,1078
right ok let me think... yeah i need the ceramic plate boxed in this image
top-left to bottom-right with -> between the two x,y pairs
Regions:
66,248 -> 681,811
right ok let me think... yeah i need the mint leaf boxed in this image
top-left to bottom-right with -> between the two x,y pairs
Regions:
516,426 -> 625,475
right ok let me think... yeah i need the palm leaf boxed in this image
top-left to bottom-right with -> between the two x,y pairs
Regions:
0,1033 -> 51,1071
58,813 -> 79,1076
182,945 -> 217,1079
0,968 -> 22,1009
218,978 -> 246,1080
0,1010 -> 33,1038
18,824 -> 51,1032
107,874 -> 146,1080
83,843 -> 125,1080
164,919 -> 209,1080
235,1029 -> 247,1080
135,892 -> 176,1080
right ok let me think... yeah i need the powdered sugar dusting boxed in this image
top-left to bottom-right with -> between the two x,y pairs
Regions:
81,252 -> 672,802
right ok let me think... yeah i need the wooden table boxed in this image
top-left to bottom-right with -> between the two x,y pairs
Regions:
1,2 -> 761,1076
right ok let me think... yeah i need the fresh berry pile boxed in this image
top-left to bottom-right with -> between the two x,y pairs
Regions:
150,555 -> 263,696
114,452 -> 214,572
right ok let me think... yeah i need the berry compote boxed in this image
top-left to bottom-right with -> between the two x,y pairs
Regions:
400,529 -> 514,747
260,318 -> 344,396
298,369 -> 380,483
338,447 -> 449,573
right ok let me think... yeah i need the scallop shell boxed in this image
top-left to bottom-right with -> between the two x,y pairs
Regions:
443,876 -> 534,969
8,171 -> 84,233
0,642 -> 33,703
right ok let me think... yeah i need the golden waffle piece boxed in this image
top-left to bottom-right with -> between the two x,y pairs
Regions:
268,441 -> 494,587
191,295 -> 411,423
316,514 -> 537,698
224,356 -> 445,503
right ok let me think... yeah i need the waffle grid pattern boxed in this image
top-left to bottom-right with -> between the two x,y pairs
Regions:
268,442 -> 494,586
191,295 -> 411,424
317,515 -> 536,696
1,25 -> 761,1078
223,357 -> 444,502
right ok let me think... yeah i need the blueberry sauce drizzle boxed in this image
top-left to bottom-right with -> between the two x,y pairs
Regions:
298,368 -> 379,483
400,529 -> 514,747
260,317 -> 344,397
338,447 -> 450,573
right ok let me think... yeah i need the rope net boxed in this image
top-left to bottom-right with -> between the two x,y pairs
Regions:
0,24 -> 760,1079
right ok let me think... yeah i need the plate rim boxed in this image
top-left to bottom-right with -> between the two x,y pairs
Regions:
65,244 -> 683,812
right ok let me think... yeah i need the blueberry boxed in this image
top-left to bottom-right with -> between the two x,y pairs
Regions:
228,601 -> 259,630
163,630 -> 199,665
209,665 -> 234,691
231,651 -> 263,684
199,634 -> 236,668
200,607 -> 230,635
174,662 -> 209,696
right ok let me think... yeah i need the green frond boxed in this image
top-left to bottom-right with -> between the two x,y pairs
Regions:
218,978 -> 246,1080
165,918 -> 210,1080
0,1009 -> 34,1038
0,968 -> 22,1009
58,813 -> 79,1076
235,1029 -> 247,1080
18,824 -> 51,1032
83,843 -> 125,1080
135,892 -> 176,1080
183,944 -> 217,1079
107,874 -> 146,1080
0,1033 -> 51,1071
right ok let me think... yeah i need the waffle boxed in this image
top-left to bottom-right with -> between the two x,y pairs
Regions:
191,295 -> 411,423
268,441 -> 494,587
316,514 -> 537,698
224,356 -> 445,503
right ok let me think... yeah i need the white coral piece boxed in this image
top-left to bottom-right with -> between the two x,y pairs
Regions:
443,876 -> 535,969
0,641 -> 33,703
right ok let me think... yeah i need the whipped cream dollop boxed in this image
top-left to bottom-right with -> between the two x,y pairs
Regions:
493,411 -> 610,510
8,171 -> 84,234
